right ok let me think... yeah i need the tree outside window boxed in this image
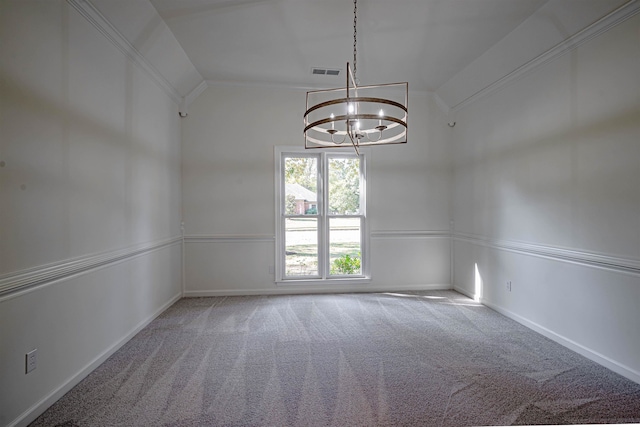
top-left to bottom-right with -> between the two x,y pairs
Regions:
276,148 -> 366,281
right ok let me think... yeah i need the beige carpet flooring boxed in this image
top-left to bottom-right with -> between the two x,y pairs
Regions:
30,290 -> 640,426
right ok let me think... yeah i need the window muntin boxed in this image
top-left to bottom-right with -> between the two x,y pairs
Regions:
284,156 -> 318,216
329,217 -> 362,276
276,148 -> 367,282
328,157 -> 361,215
285,217 -> 318,276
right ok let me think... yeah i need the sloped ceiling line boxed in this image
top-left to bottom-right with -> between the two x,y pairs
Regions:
179,80 -> 209,116
444,0 -> 640,114
67,0 -> 185,105
67,0 -> 638,119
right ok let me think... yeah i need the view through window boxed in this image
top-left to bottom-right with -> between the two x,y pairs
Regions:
277,149 -> 366,281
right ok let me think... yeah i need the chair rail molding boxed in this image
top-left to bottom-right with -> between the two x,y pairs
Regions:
0,236 -> 183,300
371,230 -> 450,240
453,231 -> 640,276
184,234 -> 276,243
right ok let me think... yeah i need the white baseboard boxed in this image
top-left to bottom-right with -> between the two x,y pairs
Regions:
9,292 -> 182,427
184,283 -> 452,297
452,285 -> 475,300
480,297 -> 640,385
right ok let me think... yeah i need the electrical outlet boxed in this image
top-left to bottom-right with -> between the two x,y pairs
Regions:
268,265 -> 275,274
26,349 -> 37,374
506,281 -> 512,292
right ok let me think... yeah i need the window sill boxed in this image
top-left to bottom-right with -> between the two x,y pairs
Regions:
276,277 -> 371,287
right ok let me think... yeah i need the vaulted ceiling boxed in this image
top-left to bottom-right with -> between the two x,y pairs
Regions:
90,0 -> 630,110
148,0 -> 549,92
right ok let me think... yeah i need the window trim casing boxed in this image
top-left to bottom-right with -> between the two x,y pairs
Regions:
274,146 -> 370,285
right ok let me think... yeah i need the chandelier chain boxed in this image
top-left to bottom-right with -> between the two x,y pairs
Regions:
353,0 -> 357,80
303,0 -> 407,152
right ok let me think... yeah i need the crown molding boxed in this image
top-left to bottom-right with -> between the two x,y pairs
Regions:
453,232 -> 640,276
432,93 -> 451,116
185,80 -> 208,106
447,0 -> 640,113
205,79 -> 432,97
67,0 -> 183,104
179,80 -> 209,116
0,236 -> 183,300
206,79 -> 330,91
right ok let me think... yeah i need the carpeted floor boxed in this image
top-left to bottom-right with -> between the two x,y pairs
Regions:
30,290 -> 640,426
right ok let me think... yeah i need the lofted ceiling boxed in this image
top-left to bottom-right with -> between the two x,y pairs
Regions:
89,0 -> 631,110
148,0 -> 547,92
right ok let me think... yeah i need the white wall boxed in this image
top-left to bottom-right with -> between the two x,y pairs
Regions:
0,2 -> 183,425
451,13 -> 640,382
436,0 -> 628,109
4,2 -> 637,425
182,84 -> 452,295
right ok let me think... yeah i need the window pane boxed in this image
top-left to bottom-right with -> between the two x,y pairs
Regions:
284,157 -> 318,215
329,217 -> 361,275
328,157 -> 360,215
285,218 -> 318,276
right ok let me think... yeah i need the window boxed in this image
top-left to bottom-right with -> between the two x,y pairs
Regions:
275,147 -> 368,283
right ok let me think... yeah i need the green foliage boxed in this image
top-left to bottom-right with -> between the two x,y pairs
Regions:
328,158 -> 360,214
285,157 -> 317,192
285,156 -> 361,215
285,194 -> 297,215
331,253 -> 361,275
305,207 -> 317,215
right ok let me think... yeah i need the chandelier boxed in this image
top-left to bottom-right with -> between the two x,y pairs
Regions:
304,0 -> 408,154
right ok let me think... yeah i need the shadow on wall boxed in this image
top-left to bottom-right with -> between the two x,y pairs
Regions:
453,81 -> 640,252
0,66 -> 178,273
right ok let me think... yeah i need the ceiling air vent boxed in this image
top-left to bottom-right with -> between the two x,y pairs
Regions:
311,67 -> 341,76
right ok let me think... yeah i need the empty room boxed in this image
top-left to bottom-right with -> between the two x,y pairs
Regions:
1,0 -> 639,425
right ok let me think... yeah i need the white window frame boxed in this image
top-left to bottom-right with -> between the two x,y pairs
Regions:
275,146 -> 370,285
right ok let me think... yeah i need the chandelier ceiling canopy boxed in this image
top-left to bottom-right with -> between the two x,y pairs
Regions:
303,0 -> 408,154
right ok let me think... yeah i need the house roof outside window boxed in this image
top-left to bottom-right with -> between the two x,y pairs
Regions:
285,183 -> 317,202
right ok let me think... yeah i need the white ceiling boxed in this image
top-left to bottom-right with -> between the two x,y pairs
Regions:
149,0 -> 551,92
90,0 -> 631,108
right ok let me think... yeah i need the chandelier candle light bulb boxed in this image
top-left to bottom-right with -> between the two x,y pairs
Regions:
303,0 -> 407,153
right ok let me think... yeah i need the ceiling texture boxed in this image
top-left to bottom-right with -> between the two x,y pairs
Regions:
89,0 -> 632,111
148,0 -> 550,92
